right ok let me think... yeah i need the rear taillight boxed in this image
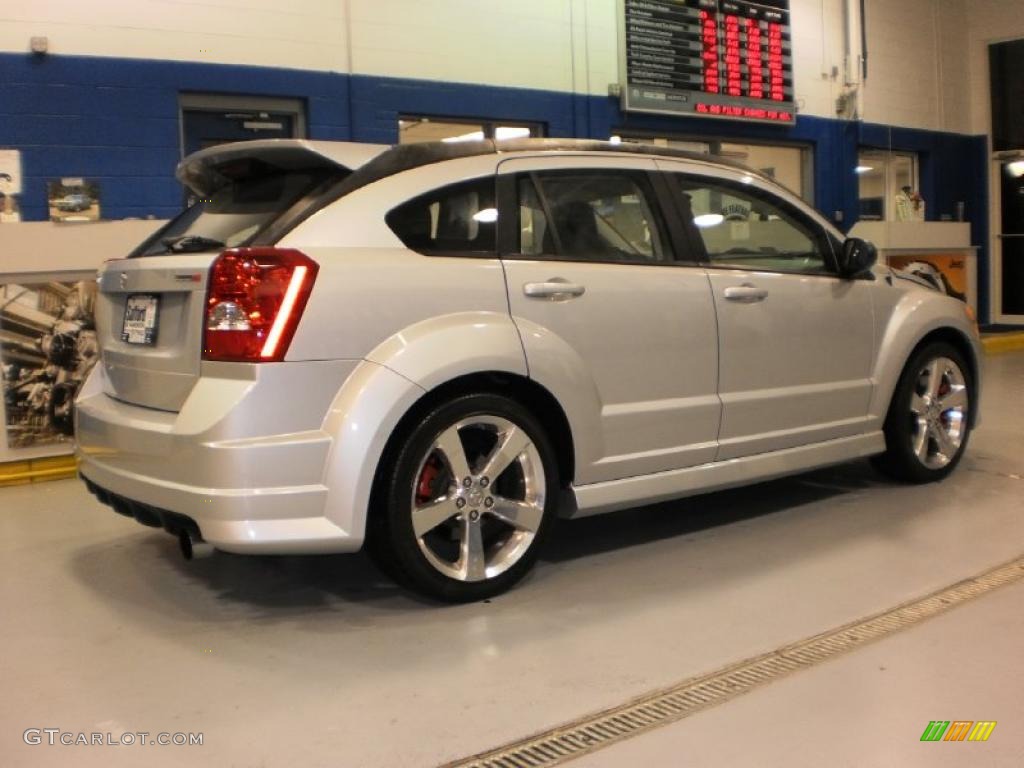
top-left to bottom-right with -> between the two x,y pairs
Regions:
202,247 -> 318,362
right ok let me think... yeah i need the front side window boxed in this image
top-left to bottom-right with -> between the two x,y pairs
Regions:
517,171 -> 668,263
386,178 -> 497,255
674,175 -> 831,275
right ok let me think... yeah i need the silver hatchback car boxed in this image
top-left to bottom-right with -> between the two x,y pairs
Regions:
76,138 -> 982,601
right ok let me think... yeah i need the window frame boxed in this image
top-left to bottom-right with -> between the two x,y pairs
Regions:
385,176 -> 499,258
496,168 -> 696,267
664,172 -> 842,278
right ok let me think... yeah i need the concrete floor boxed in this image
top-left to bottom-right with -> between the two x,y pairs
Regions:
1,352 -> 1022,768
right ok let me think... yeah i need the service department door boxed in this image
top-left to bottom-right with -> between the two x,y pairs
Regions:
498,156 -> 721,486
659,166 -> 875,461
995,159 -> 1024,323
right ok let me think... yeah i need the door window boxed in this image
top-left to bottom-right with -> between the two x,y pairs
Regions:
673,176 -> 831,275
856,151 -> 919,221
999,160 -> 1024,316
517,171 -> 668,263
386,178 -> 497,255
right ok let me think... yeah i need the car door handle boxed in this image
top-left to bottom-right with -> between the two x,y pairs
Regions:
723,284 -> 768,303
523,280 -> 586,300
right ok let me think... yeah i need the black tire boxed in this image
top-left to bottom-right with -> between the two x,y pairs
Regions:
872,341 -> 973,483
368,393 -> 559,602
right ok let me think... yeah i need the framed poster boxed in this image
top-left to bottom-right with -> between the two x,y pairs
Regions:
47,178 -> 101,222
887,253 -> 969,303
0,149 -> 22,222
0,280 -> 98,449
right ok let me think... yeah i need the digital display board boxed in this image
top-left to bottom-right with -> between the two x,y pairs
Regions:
620,0 -> 796,124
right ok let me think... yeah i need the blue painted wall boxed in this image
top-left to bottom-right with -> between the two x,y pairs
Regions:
0,52 -> 990,318
1,53 -> 349,221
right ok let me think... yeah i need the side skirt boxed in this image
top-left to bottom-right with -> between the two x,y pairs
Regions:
568,431 -> 885,518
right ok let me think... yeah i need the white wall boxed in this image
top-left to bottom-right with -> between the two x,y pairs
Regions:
0,0 -> 349,73
860,0 -> 973,133
2,0 -> 1016,135
965,0 -> 1024,138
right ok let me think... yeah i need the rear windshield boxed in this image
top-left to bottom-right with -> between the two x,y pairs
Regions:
131,159 -> 345,257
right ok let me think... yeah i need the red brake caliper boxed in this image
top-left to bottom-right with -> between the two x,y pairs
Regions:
938,378 -> 950,424
416,455 -> 443,505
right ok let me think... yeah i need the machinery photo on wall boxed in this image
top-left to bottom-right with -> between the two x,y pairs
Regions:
0,280 -> 98,448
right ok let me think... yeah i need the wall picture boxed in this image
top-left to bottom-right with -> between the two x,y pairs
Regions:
887,253 -> 969,303
47,178 -> 101,222
0,281 -> 98,449
0,148 -> 23,223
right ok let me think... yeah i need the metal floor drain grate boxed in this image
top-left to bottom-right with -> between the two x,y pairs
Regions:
441,555 -> 1024,768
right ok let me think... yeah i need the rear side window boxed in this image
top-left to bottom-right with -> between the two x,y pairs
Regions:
516,170 -> 668,263
132,160 -> 341,257
386,178 -> 497,255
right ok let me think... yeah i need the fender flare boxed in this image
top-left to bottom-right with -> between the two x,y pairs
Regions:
505,316 -> 606,483
868,294 -> 980,426
320,312 -> 530,545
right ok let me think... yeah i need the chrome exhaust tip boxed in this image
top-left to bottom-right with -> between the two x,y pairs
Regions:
179,530 -> 215,560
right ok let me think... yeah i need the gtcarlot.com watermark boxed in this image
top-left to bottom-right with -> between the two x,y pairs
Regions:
24,729 -> 203,747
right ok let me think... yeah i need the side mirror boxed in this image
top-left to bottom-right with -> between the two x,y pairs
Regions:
838,237 -> 877,278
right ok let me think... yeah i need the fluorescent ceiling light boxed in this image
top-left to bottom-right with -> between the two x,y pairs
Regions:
693,213 -> 725,228
855,165 -> 874,174
1007,160 -> 1024,178
473,208 -> 499,223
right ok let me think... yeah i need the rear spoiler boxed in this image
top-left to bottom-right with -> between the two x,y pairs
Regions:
175,139 -> 390,196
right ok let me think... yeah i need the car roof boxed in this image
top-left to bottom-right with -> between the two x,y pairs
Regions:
335,138 -> 772,198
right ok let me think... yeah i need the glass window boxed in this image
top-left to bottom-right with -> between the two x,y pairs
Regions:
518,171 -> 668,263
719,142 -> 810,201
386,178 -> 497,254
620,136 -> 813,202
518,177 -> 550,256
399,119 -> 485,144
132,160 -> 341,257
674,176 -> 831,274
857,151 -> 919,221
399,117 -> 543,144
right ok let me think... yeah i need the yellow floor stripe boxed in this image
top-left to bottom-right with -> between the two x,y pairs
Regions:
982,332 -> 1024,355
0,455 -> 78,487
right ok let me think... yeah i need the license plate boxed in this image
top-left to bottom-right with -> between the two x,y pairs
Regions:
122,294 -> 159,345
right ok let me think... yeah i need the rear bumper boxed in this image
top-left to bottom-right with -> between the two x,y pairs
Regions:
75,359 -> 364,554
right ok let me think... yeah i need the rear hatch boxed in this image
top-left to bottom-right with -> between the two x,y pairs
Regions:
96,140 -> 387,411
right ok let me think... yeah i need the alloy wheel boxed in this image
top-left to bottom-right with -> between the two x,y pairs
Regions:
908,356 -> 969,470
410,415 -> 546,582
